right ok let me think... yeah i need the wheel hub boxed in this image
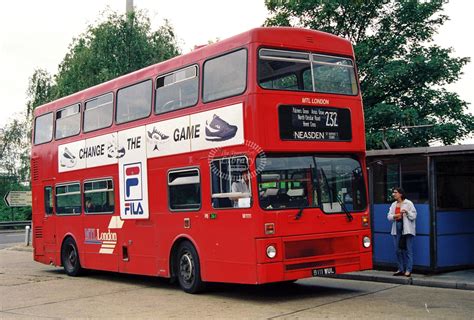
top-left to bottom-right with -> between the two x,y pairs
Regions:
67,245 -> 77,267
179,252 -> 194,282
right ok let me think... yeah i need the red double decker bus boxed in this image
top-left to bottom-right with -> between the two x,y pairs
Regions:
31,27 -> 372,293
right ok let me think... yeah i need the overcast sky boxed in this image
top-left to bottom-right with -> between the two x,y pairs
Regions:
1,0 -> 473,138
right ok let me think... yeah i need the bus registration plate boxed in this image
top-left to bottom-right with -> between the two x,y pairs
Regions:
312,267 -> 336,277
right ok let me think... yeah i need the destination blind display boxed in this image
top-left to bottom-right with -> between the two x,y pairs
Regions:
279,105 -> 352,141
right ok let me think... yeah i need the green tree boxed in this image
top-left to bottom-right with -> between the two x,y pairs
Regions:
0,118 -> 32,220
265,0 -> 473,149
26,69 -> 56,119
0,114 -> 32,184
0,9 -> 181,218
24,9 -> 180,111
54,10 -> 180,98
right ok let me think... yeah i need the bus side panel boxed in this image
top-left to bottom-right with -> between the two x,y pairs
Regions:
199,214 -> 259,284
82,213 -> 120,272
118,218 -> 158,276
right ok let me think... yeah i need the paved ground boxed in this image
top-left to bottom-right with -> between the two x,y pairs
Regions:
0,232 -> 24,250
335,268 -> 474,290
1,244 -> 473,319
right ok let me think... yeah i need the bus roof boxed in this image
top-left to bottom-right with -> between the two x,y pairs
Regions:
33,27 -> 354,117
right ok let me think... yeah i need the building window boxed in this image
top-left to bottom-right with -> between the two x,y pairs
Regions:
436,157 -> 474,210
34,113 -> 53,145
210,156 -> 251,209
44,186 -> 53,215
116,80 -> 152,124
84,179 -> 114,214
56,183 -> 81,215
168,169 -> 201,211
203,49 -> 247,102
84,93 -> 113,132
155,65 -> 198,114
55,104 -> 81,139
401,157 -> 428,204
372,161 -> 400,204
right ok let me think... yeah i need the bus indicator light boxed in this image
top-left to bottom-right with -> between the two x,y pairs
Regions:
265,223 -> 275,235
362,215 -> 369,227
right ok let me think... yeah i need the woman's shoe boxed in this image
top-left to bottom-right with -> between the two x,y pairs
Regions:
393,271 -> 404,276
405,272 -> 412,277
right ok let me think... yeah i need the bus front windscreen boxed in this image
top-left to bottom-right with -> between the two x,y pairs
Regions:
256,155 -> 367,213
258,48 -> 358,95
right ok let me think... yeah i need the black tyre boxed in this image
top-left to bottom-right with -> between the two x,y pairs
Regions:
61,237 -> 82,276
176,241 -> 204,293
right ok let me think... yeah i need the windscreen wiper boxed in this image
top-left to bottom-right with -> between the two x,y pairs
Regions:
319,167 -> 353,222
295,205 -> 304,220
335,191 -> 353,222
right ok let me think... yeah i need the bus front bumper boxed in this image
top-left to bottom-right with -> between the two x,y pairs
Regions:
255,231 -> 373,284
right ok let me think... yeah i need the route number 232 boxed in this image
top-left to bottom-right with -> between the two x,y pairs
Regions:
325,111 -> 338,127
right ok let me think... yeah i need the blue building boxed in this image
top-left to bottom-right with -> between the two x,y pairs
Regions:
367,145 -> 474,272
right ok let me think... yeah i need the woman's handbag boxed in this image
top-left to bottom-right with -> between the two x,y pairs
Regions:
398,217 -> 407,249
399,235 -> 407,250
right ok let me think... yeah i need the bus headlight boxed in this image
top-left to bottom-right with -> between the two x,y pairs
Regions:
266,245 -> 277,258
363,236 -> 371,248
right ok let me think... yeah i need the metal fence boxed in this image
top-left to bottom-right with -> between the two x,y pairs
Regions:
0,220 -> 31,229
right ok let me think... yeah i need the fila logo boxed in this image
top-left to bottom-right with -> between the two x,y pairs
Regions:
123,162 -> 144,216
124,163 -> 142,201
125,202 -> 143,215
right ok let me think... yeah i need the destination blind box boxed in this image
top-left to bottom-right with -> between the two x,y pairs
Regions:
279,105 -> 352,141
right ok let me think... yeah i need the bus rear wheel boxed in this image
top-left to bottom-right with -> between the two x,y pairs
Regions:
61,237 -> 82,276
176,241 -> 204,293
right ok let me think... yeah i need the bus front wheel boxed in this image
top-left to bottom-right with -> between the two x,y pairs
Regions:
176,241 -> 204,293
61,237 -> 82,276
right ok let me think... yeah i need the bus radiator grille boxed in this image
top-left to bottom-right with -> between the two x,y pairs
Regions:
284,236 -> 359,260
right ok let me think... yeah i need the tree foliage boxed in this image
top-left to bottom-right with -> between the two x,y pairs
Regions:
25,69 -> 56,120
265,0 -> 473,148
0,118 -> 30,181
54,10 -> 180,98
0,116 -> 32,220
0,9 -> 181,204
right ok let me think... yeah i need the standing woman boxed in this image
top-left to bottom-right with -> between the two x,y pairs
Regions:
387,187 -> 417,277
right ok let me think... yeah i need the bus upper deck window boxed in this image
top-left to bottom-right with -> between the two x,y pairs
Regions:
116,80 -> 152,124
34,112 -> 53,145
84,93 -> 113,132
311,54 -> 358,95
55,104 -> 81,140
258,48 -> 358,95
155,65 -> 198,114
203,49 -> 247,103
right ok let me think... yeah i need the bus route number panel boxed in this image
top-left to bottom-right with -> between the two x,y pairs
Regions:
279,105 -> 352,141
